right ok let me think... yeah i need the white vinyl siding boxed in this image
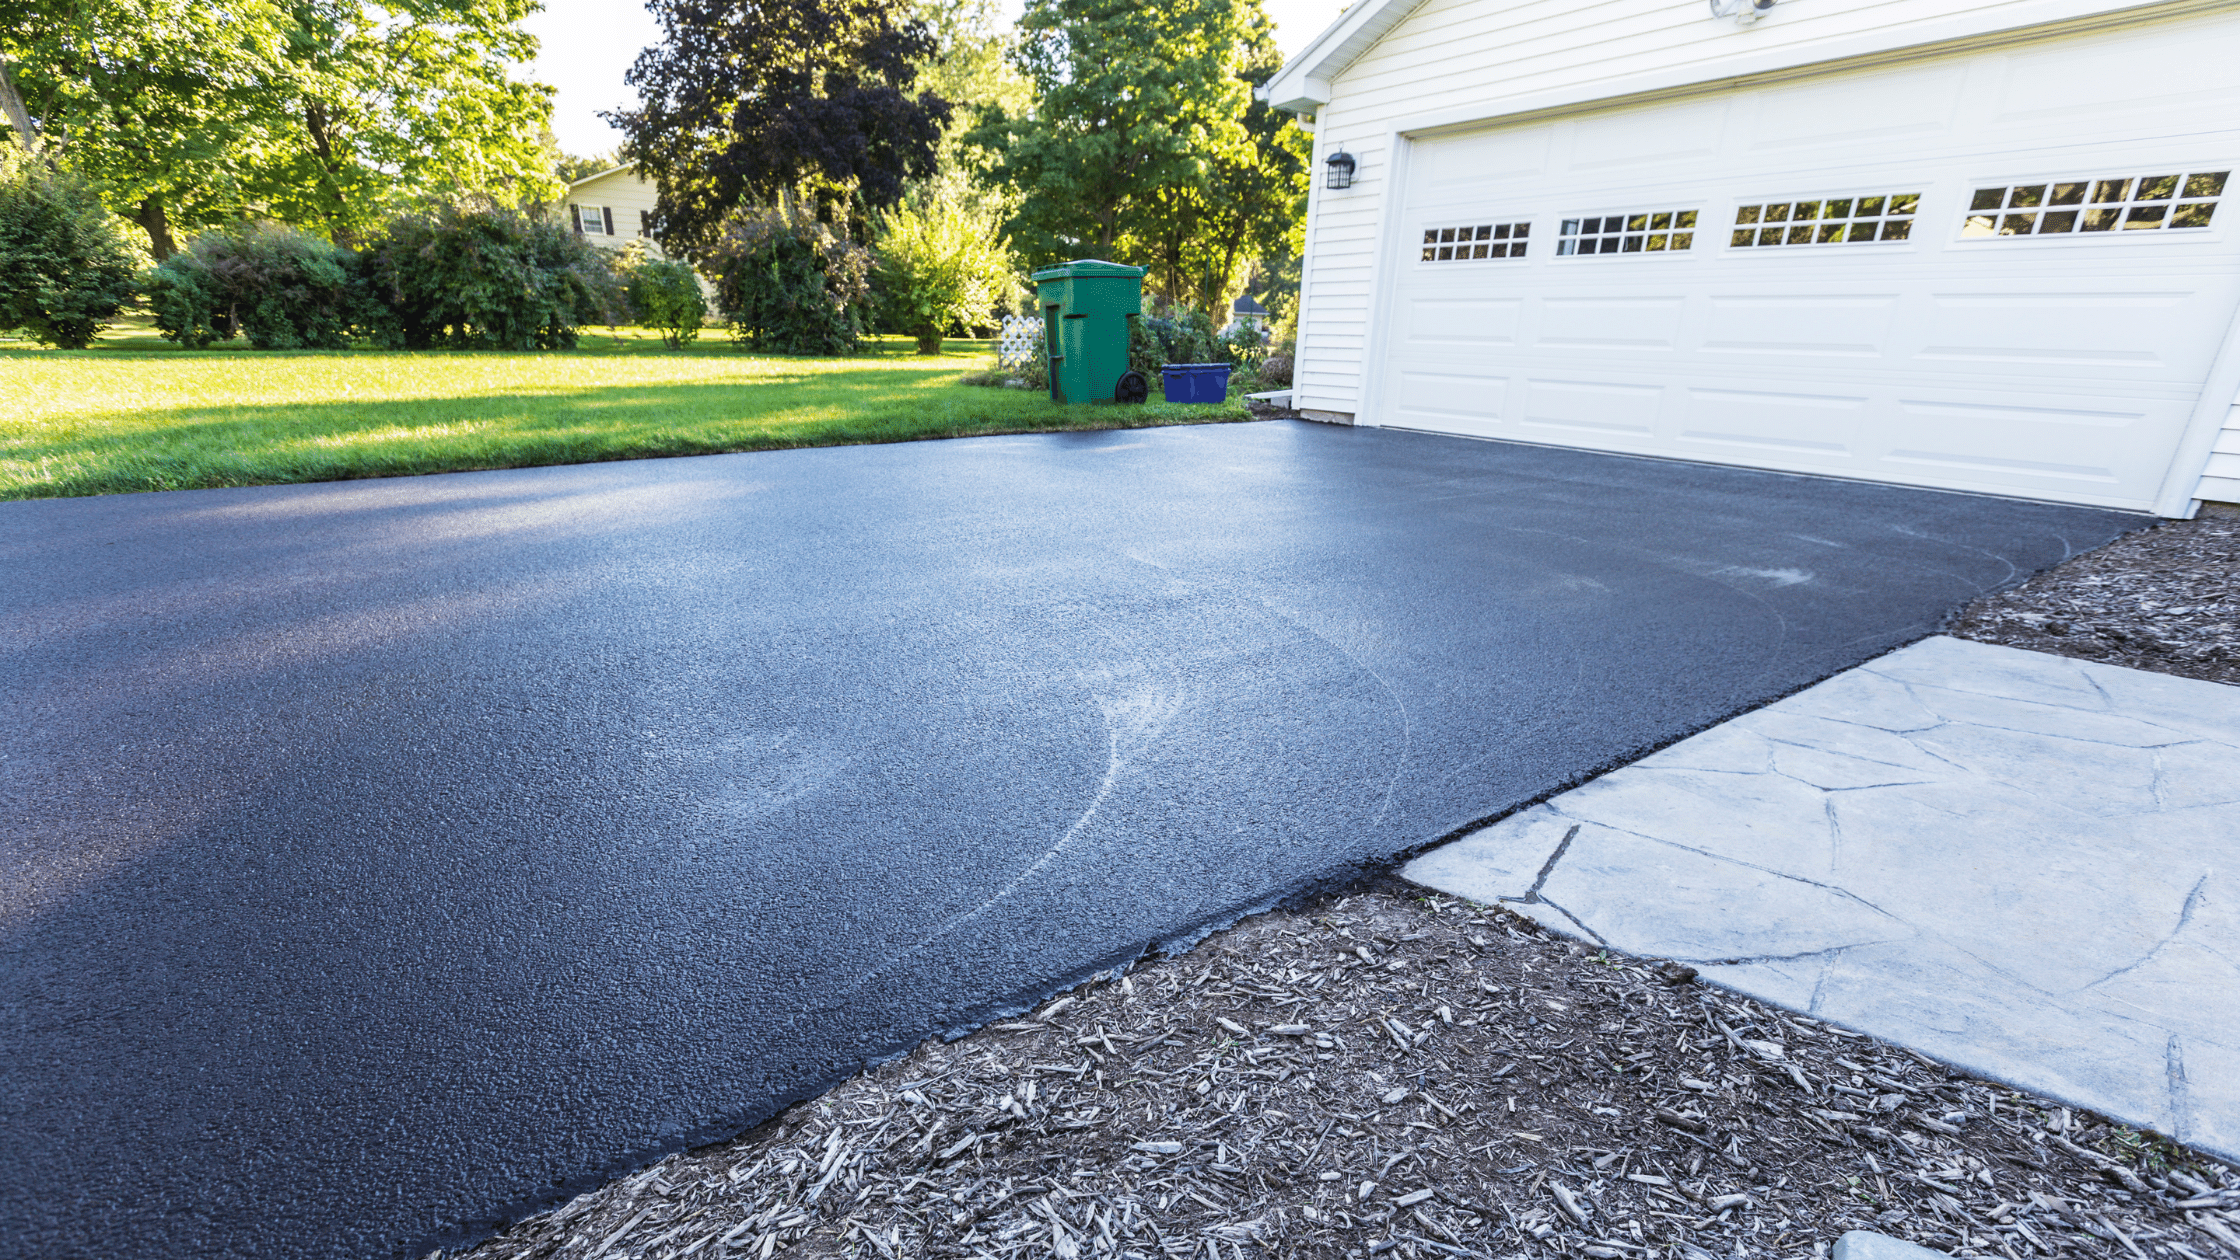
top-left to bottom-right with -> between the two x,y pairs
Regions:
2197,386 -> 2240,505
563,168 -> 662,255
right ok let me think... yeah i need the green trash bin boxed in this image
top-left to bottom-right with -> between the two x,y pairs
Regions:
1031,259 -> 1149,405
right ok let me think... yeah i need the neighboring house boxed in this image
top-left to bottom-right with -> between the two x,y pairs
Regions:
563,164 -> 661,255
1259,0 -> 2240,516
1226,294 -> 1270,336
561,164 -> 719,313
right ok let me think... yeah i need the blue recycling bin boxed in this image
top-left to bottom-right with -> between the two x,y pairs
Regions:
1160,362 -> 1232,404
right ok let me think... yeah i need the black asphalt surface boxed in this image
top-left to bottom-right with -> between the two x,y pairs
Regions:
1,421 -> 2138,1259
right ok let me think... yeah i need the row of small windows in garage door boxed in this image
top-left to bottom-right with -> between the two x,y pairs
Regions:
1418,169 -> 2228,262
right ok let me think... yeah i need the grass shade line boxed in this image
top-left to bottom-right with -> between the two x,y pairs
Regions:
0,326 -> 1251,499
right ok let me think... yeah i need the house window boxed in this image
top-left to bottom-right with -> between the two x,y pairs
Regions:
1421,221 -> 1531,261
1730,192 -> 1919,246
1557,210 -> 1697,255
1961,171 -> 2226,237
578,205 -> 608,235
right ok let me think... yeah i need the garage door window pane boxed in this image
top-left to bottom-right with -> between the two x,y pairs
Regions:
1965,171 -> 2225,238
1732,191 -> 1919,247
1559,209 -> 1698,255
1422,220 -> 1532,262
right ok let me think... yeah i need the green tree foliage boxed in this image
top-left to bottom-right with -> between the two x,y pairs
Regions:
556,150 -> 619,184
966,0 -> 1306,317
615,0 -> 951,254
0,165 -> 141,348
908,0 -> 1031,169
355,203 -> 613,350
872,178 -> 1016,353
704,203 -> 873,355
249,0 -> 560,246
145,220 -> 360,349
2,0 -> 280,258
619,246 -> 707,348
3,0 -> 557,258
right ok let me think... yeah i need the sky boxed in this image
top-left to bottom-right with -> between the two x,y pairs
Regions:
523,0 -> 1348,158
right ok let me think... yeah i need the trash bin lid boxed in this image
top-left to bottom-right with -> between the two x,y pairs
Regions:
1030,259 -> 1148,282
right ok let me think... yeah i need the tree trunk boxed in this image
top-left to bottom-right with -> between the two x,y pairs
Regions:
133,195 -> 177,261
915,331 -> 944,355
0,59 -> 43,158
304,101 -> 353,245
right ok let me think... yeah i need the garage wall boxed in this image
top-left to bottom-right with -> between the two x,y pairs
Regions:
1292,0 -> 2220,417
2198,387 -> 2240,505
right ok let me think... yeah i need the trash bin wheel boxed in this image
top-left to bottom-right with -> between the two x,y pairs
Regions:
1115,371 -> 1149,405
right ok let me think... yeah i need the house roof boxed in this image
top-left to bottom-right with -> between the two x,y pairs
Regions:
565,163 -> 638,190
1232,294 -> 1268,314
1257,0 -> 1432,113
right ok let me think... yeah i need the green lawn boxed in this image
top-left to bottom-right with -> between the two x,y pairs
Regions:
0,323 -> 1251,500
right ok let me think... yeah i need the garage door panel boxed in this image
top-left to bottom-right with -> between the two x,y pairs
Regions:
1679,388 -> 1868,457
1877,394 -> 2174,490
1520,379 -> 1665,436
1744,65 -> 1965,151
1569,99 -> 1728,171
1911,289 -> 2185,370
1406,297 -> 1522,345
1699,293 -> 1898,358
1394,370 -> 1510,427
1536,296 -> 1686,351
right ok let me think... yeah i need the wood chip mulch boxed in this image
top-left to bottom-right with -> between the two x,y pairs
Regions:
442,888 -> 2240,1260
1949,503 -> 2238,687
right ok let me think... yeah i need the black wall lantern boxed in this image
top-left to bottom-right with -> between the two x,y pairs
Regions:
1325,149 -> 1356,190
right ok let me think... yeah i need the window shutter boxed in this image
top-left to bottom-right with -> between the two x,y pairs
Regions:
602,206 -> 615,235
639,209 -> 649,237
569,204 -> 582,235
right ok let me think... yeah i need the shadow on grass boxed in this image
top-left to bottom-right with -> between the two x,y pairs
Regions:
2,373 -> 1250,499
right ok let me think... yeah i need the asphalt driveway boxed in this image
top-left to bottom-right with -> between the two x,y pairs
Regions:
0,421 -> 2137,1259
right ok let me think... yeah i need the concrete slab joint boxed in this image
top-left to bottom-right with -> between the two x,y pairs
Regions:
1405,635 -> 2240,1164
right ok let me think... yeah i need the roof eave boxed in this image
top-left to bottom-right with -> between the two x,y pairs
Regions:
566,163 -> 637,189
1257,0 -> 1429,112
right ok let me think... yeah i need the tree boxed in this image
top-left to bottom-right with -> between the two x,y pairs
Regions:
2,0 -> 557,258
613,0 -> 951,255
246,0 -> 561,246
1133,35 -> 1308,316
0,165 -> 143,348
556,149 -> 619,184
872,174 -> 1016,352
2,0 -> 284,258
966,0 -> 1305,317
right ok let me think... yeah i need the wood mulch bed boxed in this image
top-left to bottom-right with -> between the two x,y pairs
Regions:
444,888 -> 2239,1260
1949,503 -> 2238,687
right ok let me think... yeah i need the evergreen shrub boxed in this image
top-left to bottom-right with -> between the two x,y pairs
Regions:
0,169 -> 141,349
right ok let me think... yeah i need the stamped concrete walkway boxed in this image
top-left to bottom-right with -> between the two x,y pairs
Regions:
1404,635 -> 2240,1163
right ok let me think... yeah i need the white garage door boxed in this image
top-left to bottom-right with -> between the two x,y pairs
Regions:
1376,14 -> 2240,511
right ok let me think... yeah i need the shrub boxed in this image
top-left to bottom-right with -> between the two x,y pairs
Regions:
1128,303 -> 1233,378
704,204 -> 872,356
620,247 -> 705,348
0,169 -> 140,349
1256,351 -> 1293,387
871,192 -> 1016,354
146,222 -> 360,350
356,203 -> 615,350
